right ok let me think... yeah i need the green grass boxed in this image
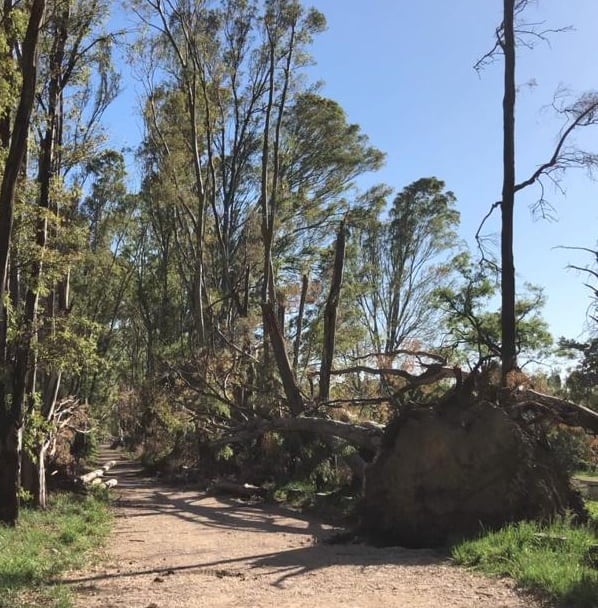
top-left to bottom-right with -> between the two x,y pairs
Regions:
574,471 -> 598,482
451,514 -> 598,608
0,493 -> 111,608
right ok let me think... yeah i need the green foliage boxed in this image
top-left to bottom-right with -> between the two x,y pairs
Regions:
0,493 -> 111,608
0,4 -> 26,144
561,337 -> 598,410
546,427 -> 594,474
216,445 -> 234,461
273,479 -> 316,506
452,516 -> 598,607
435,255 -> 553,365
37,316 -> 104,377
349,178 -> 462,353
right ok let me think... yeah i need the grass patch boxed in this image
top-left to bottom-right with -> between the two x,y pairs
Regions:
451,515 -> 598,608
0,493 -> 111,608
575,470 -> 598,481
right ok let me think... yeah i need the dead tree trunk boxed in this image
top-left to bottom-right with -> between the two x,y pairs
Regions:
319,222 -> 346,403
500,0 -> 517,384
292,274 -> 309,375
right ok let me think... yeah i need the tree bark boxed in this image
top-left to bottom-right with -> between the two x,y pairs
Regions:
319,222 -> 346,402
215,415 -> 383,453
500,0 -> 517,385
0,0 -> 45,303
0,419 -> 22,525
0,0 -> 46,525
292,274 -> 309,374
262,302 -> 304,415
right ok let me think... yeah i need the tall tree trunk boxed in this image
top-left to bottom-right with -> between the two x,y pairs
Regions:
0,413 -> 22,525
500,0 -> 517,385
0,0 -> 46,527
21,0 -> 67,508
0,0 -> 45,303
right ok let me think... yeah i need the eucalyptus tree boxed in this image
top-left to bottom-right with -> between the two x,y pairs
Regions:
273,92 -> 383,306
350,178 -> 460,357
132,0 -> 267,346
73,151 -> 137,399
0,0 -> 120,520
125,1 -> 386,468
132,0 -> 380,362
435,255 -> 552,367
0,0 -> 47,525
20,0 -> 120,508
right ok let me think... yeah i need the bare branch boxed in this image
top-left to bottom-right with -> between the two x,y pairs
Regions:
568,265 -> 598,282
346,349 -> 446,365
474,200 -> 501,267
474,0 -> 571,73
515,94 -> 598,193
330,364 -> 459,390
558,245 -> 598,260
474,32 -> 501,73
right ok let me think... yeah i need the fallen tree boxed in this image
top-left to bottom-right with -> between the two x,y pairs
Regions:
176,224 -> 595,548
214,369 -> 595,547
360,386 -> 590,547
222,223 -> 595,546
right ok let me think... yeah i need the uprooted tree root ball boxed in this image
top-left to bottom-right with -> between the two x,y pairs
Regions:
360,395 -> 587,548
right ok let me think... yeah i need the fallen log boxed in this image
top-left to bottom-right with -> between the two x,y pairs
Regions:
79,469 -> 104,484
211,415 -> 383,453
515,388 -> 598,434
212,479 -> 266,498
78,460 -> 116,486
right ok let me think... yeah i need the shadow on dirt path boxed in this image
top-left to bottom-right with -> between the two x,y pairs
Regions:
64,445 -> 539,608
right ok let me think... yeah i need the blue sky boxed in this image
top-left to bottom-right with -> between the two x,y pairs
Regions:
105,0 -> 598,343
305,0 -> 598,342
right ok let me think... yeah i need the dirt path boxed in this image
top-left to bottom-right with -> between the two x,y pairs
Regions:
65,447 -> 540,608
